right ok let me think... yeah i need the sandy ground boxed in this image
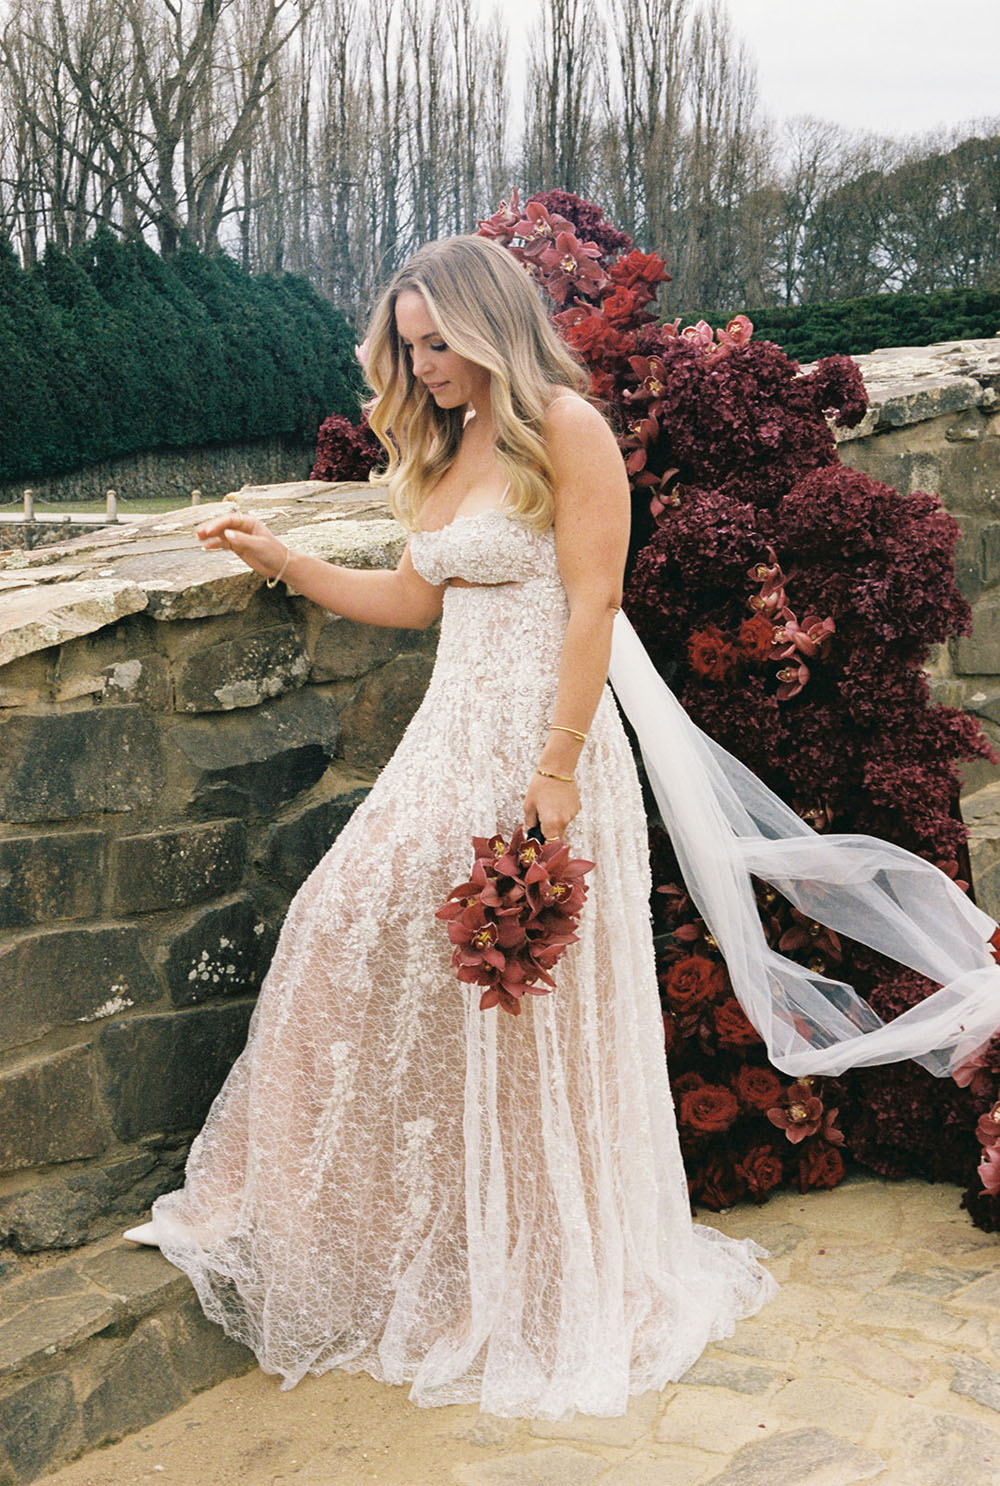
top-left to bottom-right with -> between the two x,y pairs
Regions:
43,1174 -> 1000,1486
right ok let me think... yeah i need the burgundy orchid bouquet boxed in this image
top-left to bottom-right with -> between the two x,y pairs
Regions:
436,826 -> 594,1015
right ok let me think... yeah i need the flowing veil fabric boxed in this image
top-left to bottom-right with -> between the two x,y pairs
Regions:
609,610 -> 1000,1080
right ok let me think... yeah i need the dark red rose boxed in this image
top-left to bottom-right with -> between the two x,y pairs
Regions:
561,312 -> 633,361
679,1083 -> 740,1134
798,1139 -> 846,1192
607,247 -> 671,294
662,955 -> 724,1012
694,1156 -> 745,1210
737,612 -> 776,663
602,286 -> 643,324
736,1144 -> 785,1201
714,998 -> 764,1047
688,625 -> 739,682
732,1064 -> 784,1112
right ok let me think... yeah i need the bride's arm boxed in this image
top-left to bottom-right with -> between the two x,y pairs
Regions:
522,397 -> 630,842
196,511 -> 444,629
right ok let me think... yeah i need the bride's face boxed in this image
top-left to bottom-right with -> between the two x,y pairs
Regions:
394,290 -> 491,412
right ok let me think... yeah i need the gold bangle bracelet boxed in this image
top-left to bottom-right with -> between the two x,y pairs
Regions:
265,543 -> 292,588
535,767 -> 574,783
549,724 -> 587,742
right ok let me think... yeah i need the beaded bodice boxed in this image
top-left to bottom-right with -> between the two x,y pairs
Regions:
409,507 -> 560,590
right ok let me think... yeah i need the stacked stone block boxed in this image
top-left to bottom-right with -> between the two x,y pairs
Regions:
0,488 -> 435,1258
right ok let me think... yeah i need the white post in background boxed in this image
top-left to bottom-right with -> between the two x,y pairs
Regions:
106,488 -> 118,522
23,488 -> 35,522
191,489 -> 202,506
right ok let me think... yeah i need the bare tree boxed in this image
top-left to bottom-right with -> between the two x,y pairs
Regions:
768,115 -> 852,304
597,0 -> 689,248
476,8 -> 511,213
5,0 -> 999,326
668,0 -> 771,309
524,0 -> 599,196
1,0 -> 151,260
797,134 -> 901,300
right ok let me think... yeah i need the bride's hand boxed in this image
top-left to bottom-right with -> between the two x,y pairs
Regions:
523,772 -> 580,843
196,511 -> 288,580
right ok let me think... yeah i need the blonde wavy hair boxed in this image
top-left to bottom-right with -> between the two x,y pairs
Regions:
364,235 -> 590,532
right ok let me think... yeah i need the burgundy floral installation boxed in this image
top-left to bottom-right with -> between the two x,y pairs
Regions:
312,187 -> 1000,1229
477,188 -> 1000,1227
436,826 -> 594,1016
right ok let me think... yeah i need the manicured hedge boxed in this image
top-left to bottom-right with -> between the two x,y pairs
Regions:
690,287 -> 1000,363
0,231 -> 362,486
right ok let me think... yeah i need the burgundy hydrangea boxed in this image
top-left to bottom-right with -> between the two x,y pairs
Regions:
310,411 -> 382,483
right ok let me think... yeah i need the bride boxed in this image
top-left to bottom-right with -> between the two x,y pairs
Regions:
127,232 -> 1000,1419
125,234 -> 776,1419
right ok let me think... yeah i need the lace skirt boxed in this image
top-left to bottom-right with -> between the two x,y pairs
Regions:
153,584 -> 774,1418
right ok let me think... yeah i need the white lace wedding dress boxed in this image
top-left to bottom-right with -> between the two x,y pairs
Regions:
151,507 -> 775,1420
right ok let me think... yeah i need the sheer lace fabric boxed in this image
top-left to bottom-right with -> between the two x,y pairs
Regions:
152,507 -> 774,1418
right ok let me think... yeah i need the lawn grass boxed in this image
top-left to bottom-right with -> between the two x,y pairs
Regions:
1,495 -> 206,517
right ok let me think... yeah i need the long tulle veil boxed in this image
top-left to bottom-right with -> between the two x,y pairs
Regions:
609,610 -> 1000,1079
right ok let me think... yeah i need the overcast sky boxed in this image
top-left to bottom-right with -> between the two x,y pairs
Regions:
496,0 -> 1000,140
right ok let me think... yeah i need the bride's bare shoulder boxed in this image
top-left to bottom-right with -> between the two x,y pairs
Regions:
543,388 -> 619,459
544,388 -> 608,434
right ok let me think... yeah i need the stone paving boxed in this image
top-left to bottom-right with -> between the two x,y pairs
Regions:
39,1174 -> 1000,1485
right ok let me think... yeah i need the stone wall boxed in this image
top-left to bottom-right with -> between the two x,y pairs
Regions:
0,518 -> 129,551
0,434 -> 315,507
0,482 -> 436,1253
833,338 -> 1000,794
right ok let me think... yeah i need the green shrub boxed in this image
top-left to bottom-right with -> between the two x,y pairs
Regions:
688,287 -> 1000,363
0,233 -> 362,487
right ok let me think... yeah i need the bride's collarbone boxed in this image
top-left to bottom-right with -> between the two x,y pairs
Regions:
423,486 -> 508,530
421,448 -> 510,531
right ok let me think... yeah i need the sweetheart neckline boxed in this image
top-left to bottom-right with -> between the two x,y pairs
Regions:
414,506 -> 513,537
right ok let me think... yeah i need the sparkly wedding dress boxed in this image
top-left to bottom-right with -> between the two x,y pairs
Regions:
151,506 -> 775,1420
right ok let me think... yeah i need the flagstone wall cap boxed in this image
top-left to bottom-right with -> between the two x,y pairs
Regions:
818,337 -> 1000,441
0,579 -> 150,669
0,480 -> 398,666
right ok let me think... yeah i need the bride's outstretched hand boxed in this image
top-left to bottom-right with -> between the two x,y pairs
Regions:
196,510 -> 287,581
